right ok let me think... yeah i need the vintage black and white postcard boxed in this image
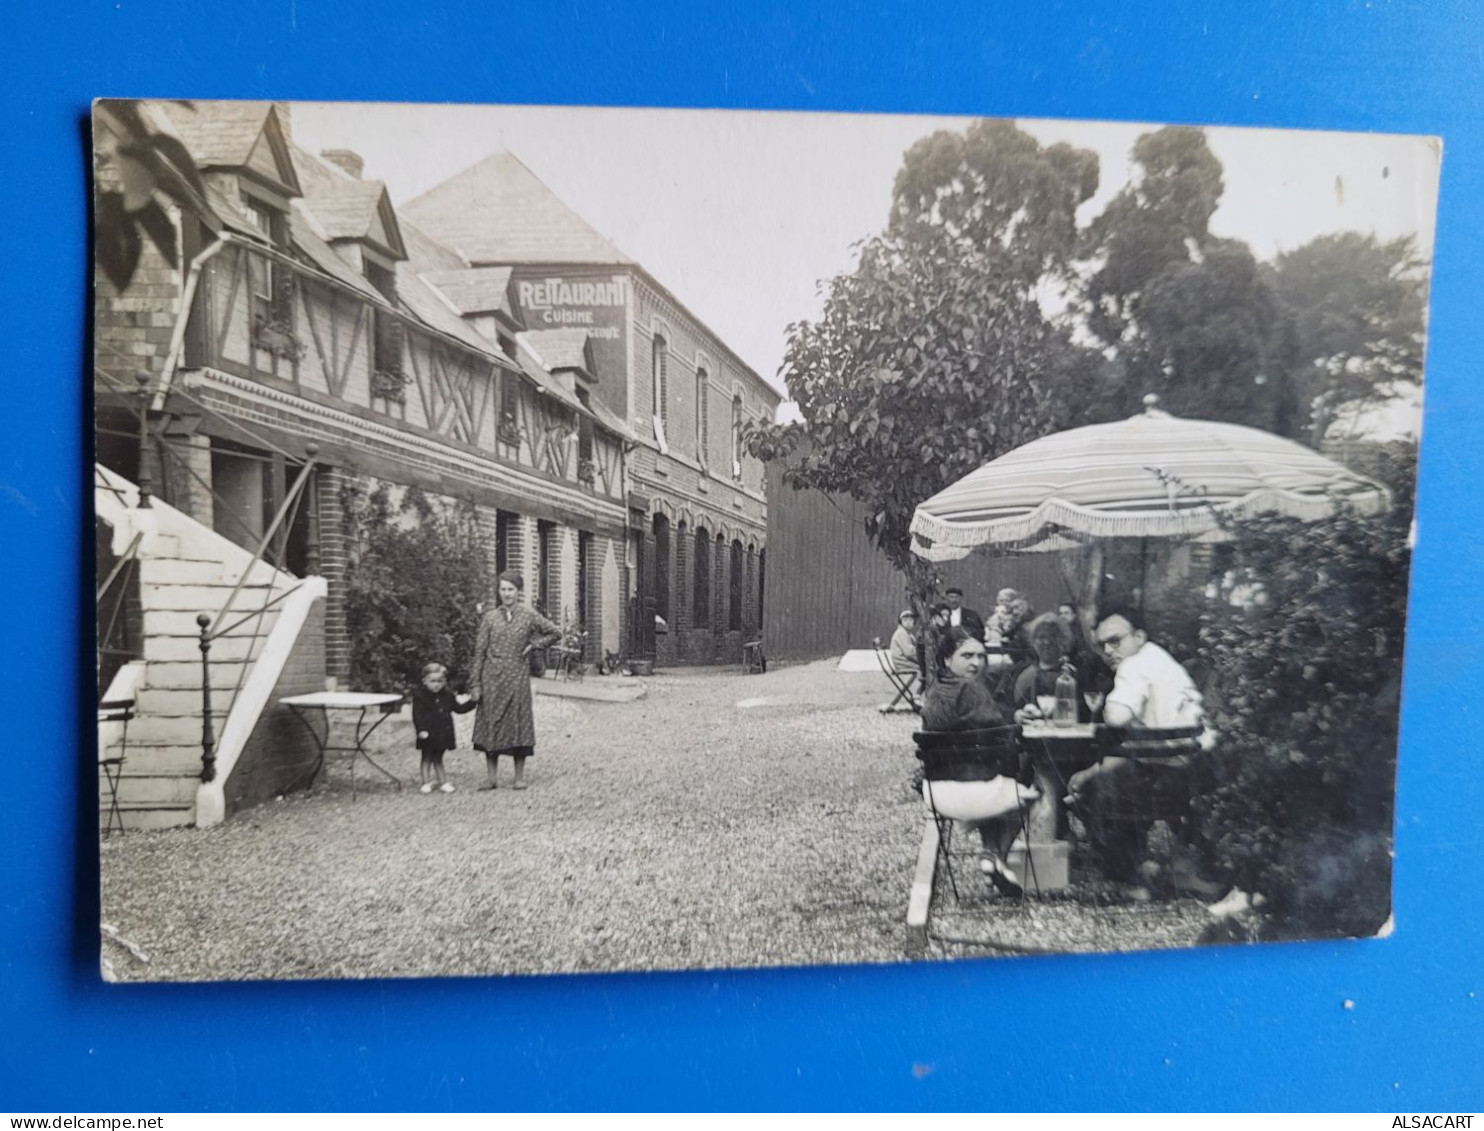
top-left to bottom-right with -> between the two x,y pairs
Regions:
93,99 -> 1438,980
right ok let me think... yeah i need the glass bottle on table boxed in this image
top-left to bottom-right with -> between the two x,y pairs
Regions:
1053,662 -> 1078,727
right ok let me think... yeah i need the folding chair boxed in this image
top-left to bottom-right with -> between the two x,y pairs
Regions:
873,638 -> 922,714
1069,725 -> 1210,898
912,724 -> 1038,903
97,697 -> 135,838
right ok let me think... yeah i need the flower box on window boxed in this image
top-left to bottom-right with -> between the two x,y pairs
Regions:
371,367 -> 410,404
497,416 -> 523,446
252,315 -> 305,362
577,457 -> 597,485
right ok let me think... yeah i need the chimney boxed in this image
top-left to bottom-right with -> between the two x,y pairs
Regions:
321,149 -> 364,179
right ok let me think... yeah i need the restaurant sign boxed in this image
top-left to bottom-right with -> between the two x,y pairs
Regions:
515,274 -> 628,341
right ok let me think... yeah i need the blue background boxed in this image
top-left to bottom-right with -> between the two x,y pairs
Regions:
3,0 -> 1482,1112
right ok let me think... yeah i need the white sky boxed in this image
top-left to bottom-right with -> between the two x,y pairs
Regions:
292,102 -> 1440,402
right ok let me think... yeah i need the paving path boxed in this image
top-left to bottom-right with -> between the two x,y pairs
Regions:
100,660 -> 929,981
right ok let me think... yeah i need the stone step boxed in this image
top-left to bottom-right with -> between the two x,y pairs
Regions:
142,533 -> 182,557
142,660 -> 252,689
143,583 -> 287,612
143,634 -> 262,663
106,773 -> 200,806
101,744 -> 211,775
123,713 -> 233,746
135,687 -> 248,716
143,607 -> 277,639
104,803 -> 196,831
138,557 -> 285,588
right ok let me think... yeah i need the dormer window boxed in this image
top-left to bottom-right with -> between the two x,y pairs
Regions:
364,260 -> 396,304
244,194 -> 294,350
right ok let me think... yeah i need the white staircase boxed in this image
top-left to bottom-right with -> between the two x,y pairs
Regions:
96,465 -> 321,831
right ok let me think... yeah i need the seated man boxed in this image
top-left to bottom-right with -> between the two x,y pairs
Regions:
1066,610 -> 1218,896
943,587 -> 986,641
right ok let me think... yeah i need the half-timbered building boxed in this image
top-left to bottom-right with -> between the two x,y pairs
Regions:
404,153 -> 781,666
95,102 -> 633,690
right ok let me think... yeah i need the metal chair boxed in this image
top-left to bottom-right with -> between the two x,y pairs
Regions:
1069,725 -> 1209,897
872,637 -> 922,714
97,697 -> 135,838
912,725 -> 1038,904
742,638 -> 766,674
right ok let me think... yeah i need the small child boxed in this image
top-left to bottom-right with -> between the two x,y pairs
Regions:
410,662 -> 476,794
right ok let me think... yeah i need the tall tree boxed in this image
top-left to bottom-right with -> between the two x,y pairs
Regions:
1267,232 -> 1429,443
1081,127 -> 1299,435
749,122 -> 1104,590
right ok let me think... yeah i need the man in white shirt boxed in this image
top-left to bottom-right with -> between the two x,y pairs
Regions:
1067,610 -> 1217,896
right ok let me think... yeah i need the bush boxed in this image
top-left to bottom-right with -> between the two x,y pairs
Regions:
1194,451 -> 1412,939
342,482 -> 491,693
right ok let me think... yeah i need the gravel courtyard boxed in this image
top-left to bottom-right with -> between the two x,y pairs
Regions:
100,659 -> 933,982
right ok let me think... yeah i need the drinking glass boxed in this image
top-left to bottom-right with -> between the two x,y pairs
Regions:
1084,691 -> 1105,722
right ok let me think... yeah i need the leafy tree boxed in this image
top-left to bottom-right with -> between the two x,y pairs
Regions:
94,99 -> 219,292
342,482 -> 491,692
749,121 -> 1106,592
1193,443 -> 1415,940
1081,127 -> 1299,435
1267,232 -> 1429,443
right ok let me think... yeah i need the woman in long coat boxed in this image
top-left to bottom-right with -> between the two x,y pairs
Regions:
470,571 -> 562,790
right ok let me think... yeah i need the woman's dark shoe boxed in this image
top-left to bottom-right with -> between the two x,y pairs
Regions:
980,855 -> 1024,898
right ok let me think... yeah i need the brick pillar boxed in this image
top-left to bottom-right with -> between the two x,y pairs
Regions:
744,546 -> 758,638
514,514 -> 540,607
713,535 -> 726,642
675,525 -> 692,639
557,524 -> 578,631
473,504 -> 502,602
160,432 -> 214,528
317,466 -> 352,681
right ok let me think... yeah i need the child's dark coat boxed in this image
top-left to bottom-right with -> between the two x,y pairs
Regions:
410,685 -> 476,755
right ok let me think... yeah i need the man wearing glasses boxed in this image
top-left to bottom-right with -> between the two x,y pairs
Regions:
1067,609 -> 1218,898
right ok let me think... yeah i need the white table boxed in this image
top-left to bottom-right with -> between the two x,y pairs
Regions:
280,691 -> 406,799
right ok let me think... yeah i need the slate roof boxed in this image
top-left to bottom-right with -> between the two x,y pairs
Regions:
286,209 -> 384,304
399,217 -> 468,273
418,266 -> 517,317
518,329 -> 593,376
287,144 -> 405,256
158,101 -> 276,170
402,152 -> 634,266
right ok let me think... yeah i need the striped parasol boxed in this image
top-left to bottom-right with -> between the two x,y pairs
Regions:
910,396 -> 1392,562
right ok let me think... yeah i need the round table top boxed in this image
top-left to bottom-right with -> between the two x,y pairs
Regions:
1020,721 -> 1098,740
279,692 -> 405,709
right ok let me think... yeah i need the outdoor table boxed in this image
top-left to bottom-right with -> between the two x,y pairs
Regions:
1015,721 -> 1105,891
280,691 -> 406,799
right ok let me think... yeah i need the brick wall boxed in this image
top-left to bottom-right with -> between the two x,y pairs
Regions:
225,599 -> 328,812
93,181 -> 182,398
317,465 -> 352,679
630,276 -> 779,486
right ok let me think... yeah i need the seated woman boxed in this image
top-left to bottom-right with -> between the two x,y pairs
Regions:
1011,612 -> 1090,722
988,589 -> 1037,703
921,627 -> 1038,896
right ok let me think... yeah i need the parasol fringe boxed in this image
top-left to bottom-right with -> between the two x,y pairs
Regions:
910,485 -> 1392,559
